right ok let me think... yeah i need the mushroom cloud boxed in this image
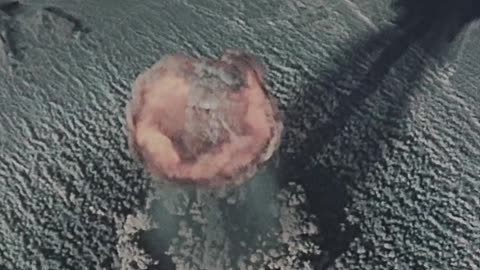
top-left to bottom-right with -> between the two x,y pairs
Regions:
126,50 -> 283,185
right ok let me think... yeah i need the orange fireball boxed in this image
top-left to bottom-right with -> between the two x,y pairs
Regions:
126,50 -> 283,185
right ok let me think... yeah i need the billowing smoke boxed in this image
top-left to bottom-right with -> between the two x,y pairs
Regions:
126,50 -> 283,185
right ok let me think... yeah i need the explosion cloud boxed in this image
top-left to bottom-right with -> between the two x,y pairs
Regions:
126,50 -> 283,185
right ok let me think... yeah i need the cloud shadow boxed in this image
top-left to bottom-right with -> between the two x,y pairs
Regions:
277,1 -> 480,269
